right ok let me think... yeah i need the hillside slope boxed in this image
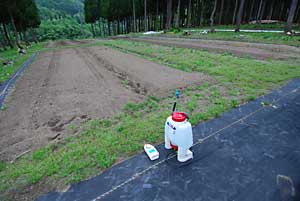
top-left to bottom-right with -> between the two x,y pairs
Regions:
35,0 -> 84,18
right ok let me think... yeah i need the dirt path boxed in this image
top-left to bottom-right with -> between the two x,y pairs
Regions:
127,36 -> 300,60
0,42 -> 210,161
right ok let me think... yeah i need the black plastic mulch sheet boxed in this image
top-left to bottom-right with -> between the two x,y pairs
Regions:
38,79 -> 300,201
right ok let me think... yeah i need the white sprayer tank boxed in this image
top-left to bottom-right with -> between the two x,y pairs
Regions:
165,112 -> 193,162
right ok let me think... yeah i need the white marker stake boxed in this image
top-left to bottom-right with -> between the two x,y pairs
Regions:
144,144 -> 159,161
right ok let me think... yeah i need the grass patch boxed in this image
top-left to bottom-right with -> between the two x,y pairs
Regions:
205,23 -> 299,31
0,43 -> 45,85
161,31 -> 300,47
1,38 -> 300,199
161,23 -> 300,46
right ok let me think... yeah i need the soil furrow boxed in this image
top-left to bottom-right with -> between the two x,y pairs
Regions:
127,36 -> 300,60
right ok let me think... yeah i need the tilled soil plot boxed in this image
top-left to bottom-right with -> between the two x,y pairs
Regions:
0,42 -> 211,161
127,36 -> 300,60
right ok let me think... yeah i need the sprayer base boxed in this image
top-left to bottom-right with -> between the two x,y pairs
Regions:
178,150 -> 193,162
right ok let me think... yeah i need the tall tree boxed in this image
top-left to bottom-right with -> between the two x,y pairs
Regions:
187,0 -> 192,28
2,24 -> 13,48
175,0 -> 181,28
84,0 -> 99,37
0,1 -> 14,48
235,0 -> 246,32
285,0 -> 299,33
248,0 -> 255,22
210,0 -> 218,27
232,0 -> 238,24
267,0 -> 275,20
197,0 -> 202,26
256,0 -> 264,23
5,0 -> 23,48
166,0 -> 172,29
218,0 -> 224,24
144,0 -> 147,31
133,0 -> 136,32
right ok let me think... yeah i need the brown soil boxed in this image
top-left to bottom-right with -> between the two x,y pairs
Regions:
127,36 -> 300,60
0,41 -> 210,162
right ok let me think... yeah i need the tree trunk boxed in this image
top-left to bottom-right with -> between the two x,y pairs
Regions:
295,6 -> 300,22
144,0 -> 147,31
175,0 -> 181,28
98,20 -> 102,36
30,28 -> 38,43
187,0 -> 192,28
166,0 -> 173,29
256,0 -> 263,23
0,39 -> 7,51
284,0 -> 299,33
210,0 -> 218,27
102,19 -> 106,36
9,12 -> 22,49
0,25 -> 8,50
267,0 -> 274,20
125,17 -> 129,33
133,0 -> 136,32
191,0 -> 195,27
259,0 -> 266,22
139,17 -> 141,32
91,23 -> 95,37
248,0 -> 255,22
22,31 -> 30,46
161,14 -> 164,30
232,0 -> 238,24
156,0 -> 159,31
108,21 -> 111,36
279,1 -> 285,20
224,0 -> 231,24
197,0 -> 202,26
235,0 -> 246,32
2,24 -> 14,48
218,0 -> 224,24
117,19 -> 120,35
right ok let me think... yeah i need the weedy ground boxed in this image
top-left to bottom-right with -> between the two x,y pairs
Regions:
161,31 -> 300,47
0,33 -> 300,200
0,44 -> 45,85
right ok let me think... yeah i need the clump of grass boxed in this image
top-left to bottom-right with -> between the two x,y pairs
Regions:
0,161 -> 6,172
231,99 -> 238,108
187,95 -> 197,112
123,96 -> 159,114
0,43 -> 45,85
247,95 -> 256,101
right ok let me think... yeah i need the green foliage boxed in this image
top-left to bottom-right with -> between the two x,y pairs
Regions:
14,0 -> 41,32
231,99 -> 238,108
84,0 -> 100,24
32,148 -> 49,161
0,161 -> 6,172
37,17 -> 92,41
36,0 -> 84,17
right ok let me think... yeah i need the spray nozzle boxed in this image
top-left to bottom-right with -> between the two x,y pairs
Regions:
173,90 -> 180,112
175,90 -> 180,99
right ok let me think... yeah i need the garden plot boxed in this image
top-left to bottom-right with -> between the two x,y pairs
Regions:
127,36 -> 300,60
0,43 -> 210,161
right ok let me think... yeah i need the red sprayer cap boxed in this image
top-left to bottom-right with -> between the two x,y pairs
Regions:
172,112 -> 187,122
